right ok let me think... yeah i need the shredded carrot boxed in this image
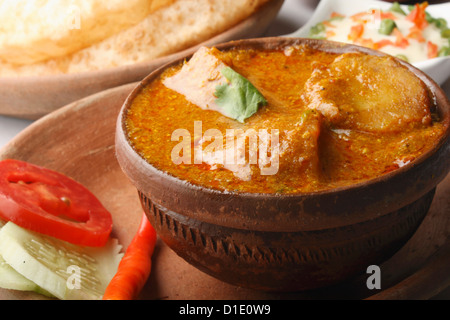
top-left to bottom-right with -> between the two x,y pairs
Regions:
393,28 -> 410,48
380,12 -> 397,20
322,20 -> 336,28
103,212 -> 157,300
348,24 -> 364,42
356,38 -> 376,50
375,39 -> 395,50
326,30 -> 336,38
331,11 -> 345,19
351,11 -> 369,23
427,41 -> 438,59
351,11 -> 368,19
407,26 -> 426,42
407,2 -> 429,30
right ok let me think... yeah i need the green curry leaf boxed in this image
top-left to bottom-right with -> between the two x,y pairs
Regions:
214,67 -> 267,123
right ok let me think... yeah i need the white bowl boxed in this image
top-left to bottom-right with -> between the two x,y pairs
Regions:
286,0 -> 450,85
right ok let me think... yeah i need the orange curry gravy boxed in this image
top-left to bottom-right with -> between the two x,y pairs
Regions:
125,45 -> 447,194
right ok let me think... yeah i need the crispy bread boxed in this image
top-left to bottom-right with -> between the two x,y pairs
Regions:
0,0 -> 174,66
0,0 -> 269,76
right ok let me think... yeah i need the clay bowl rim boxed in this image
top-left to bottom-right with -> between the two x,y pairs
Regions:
116,37 -> 450,231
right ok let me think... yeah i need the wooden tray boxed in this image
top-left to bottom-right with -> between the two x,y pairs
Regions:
0,83 -> 449,300
0,0 -> 284,120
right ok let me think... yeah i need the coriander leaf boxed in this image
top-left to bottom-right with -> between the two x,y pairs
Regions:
389,2 -> 406,15
309,22 -> 326,37
214,67 -> 267,123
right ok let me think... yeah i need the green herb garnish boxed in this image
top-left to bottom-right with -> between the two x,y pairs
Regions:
425,11 -> 435,23
396,54 -> 409,62
389,2 -> 406,15
214,67 -> 267,123
379,19 -> 397,35
438,46 -> 450,57
427,15 -> 449,31
441,28 -> 450,38
435,18 -> 448,30
309,22 -> 326,37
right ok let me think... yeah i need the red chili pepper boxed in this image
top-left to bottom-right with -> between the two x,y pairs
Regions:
103,212 -> 157,300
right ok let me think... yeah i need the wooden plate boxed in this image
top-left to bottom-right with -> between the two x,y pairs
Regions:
0,83 -> 449,300
0,0 -> 284,120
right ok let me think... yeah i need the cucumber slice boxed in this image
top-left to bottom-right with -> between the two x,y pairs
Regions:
0,254 -> 54,297
0,220 -> 51,295
0,219 -> 48,295
0,221 -> 123,300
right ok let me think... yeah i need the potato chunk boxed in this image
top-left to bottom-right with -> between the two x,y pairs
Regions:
275,110 -> 324,185
302,53 -> 432,133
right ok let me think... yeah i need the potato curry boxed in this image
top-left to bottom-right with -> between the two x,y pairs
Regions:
124,44 -> 447,194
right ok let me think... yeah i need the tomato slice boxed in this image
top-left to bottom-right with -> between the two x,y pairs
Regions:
0,159 -> 112,247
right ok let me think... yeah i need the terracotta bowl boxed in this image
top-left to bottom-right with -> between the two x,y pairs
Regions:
115,38 -> 450,292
